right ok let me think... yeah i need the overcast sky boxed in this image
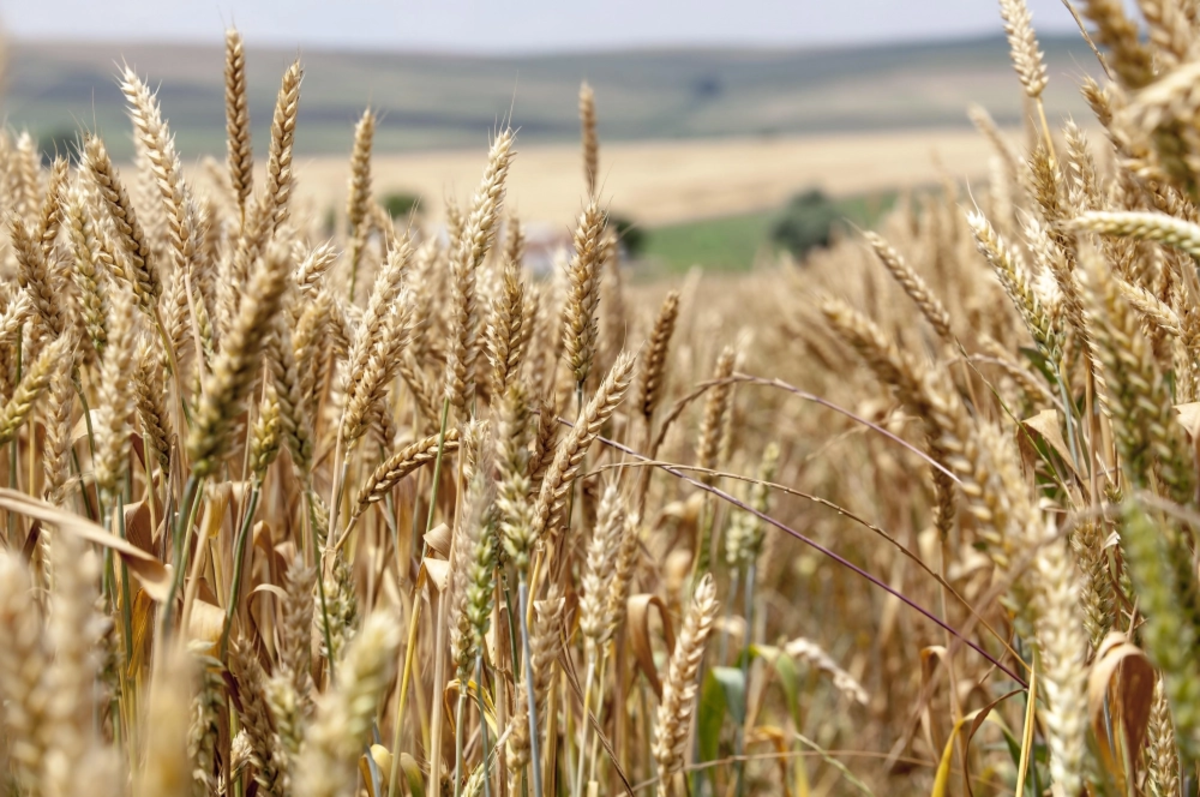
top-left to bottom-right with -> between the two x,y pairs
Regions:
0,0 -> 1131,53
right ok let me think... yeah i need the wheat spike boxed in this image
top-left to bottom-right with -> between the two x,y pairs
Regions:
64,182 -> 112,356
0,335 -> 71,447
533,349 -> 636,540
225,28 -> 253,223
135,649 -> 194,797
487,251 -> 528,400
580,81 -> 599,197
295,612 -> 401,797
652,573 -> 718,797
84,135 -> 161,312
135,338 -> 173,474
187,245 -> 291,477
579,483 -> 624,652
351,429 -> 462,520
122,66 -> 197,280
93,286 -> 139,496
262,60 -> 302,235
999,0 -> 1048,98
637,289 -> 680,424
229,639 -> 288,796
347,108 -> 376,240
1032,531 -> 1088,797
0,549 -> 53,787
562,200 -> 606,387
506,588 -> 565,791
12,215 -> 67,338
445,129 -> 515,414
1080,0 -> 1155,88
695,346 -> 736,479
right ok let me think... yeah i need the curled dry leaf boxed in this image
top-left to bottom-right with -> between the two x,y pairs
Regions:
0,486 -> 171,600
627,592 -> 676,698
421,558 -> 451,595
424,521 -> 452,558
187,599 -> 226,652
1174,402 -> 1200,438
1018,408 -> 1077,479
1087,632 -> 1154,788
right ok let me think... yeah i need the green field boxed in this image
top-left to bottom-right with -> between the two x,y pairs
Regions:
639,190 -> 898,275
5,34 -> 1102,160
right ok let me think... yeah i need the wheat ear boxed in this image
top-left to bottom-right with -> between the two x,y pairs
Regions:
562,200 -> 606,388
0,549 -> 52,787
695,346 -> 736,480
580,81 -> 599,197
0,335 -> 70,447
93,286 -> 139,496
445,130 -> 515,414
637,289 -> 680,425
652,573 -> 719,797
122,66 -> 197,279
83,135 -> 161,312
187,245 -> 291,477
225,28 -> 253,222
262,60 -> 302,235
351,429 -> 462,520
347,108 -> 376,240
1000,0 -> 1048,99
295,612 -> 402,797
533,349 -> 636,541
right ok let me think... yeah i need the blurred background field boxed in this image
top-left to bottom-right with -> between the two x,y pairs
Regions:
7,32 -> 1103,272
11,35 -> 1098,152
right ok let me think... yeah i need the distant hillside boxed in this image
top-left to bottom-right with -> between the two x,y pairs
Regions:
3,34 -> 1104,159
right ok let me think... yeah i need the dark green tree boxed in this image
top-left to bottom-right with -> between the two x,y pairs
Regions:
381,191 -> 423,220
610,213 -> 645,258
37,127 -> 81,166
771,188 -> 842,259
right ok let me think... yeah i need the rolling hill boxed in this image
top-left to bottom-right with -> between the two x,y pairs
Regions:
3,33 -> 1104,160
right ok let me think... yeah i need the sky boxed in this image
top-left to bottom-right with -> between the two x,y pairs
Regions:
0,0 -> 1132,53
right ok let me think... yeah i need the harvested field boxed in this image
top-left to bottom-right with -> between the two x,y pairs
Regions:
294,128 -> 1003,225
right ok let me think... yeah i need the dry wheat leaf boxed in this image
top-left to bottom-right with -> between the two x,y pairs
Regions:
187,598 -> 225,651
250,583 -> 289,601
424,522 -> 452,558
627,593 -> 676,698
123,500 -> 154,553
931,688 -> 1022,797
369,744 -> 392,781
128,587 -> 156,675
1088,632 -> 1154,787
398,752 -> 425,797
20,521 -> 43,562
202,481 -> 236,540
1018,409 -> 1078,478
421,558 -> 451,594
1175,401 -> 1200,437
746,727 -> 793,797
442,677 -> 499,735
251,519 -> 274,557
0,487 -> 171,600
69,408 -> 101,445
361,744 -> 395,797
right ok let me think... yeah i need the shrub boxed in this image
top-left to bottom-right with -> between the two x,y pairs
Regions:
381,190 -> 422,219
770,188 -> 842,258
610,213 -> 645,258
37,126 -> 80,166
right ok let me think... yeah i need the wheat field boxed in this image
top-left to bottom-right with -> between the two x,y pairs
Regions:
292,129 -> 999,227
3,2 -> 1200,797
